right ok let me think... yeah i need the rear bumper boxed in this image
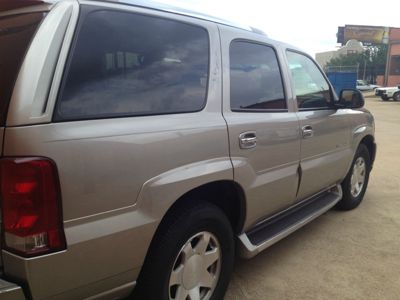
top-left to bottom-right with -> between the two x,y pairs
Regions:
0,278 -> 25,300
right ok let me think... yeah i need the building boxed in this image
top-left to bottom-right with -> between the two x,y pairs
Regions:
329,25 -> 400,87
315,40 -> 364,68
380,27 -> 400,86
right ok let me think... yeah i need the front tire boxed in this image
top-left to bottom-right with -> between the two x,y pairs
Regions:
134,202 -> 234,300
393,92 -> 400,101
381,95 -> 389,101
337,144 -> 371,210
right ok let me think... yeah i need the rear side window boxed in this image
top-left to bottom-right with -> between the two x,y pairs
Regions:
230,41 -> 286,111
54,9 -> 209,121
0,12 -> 46,126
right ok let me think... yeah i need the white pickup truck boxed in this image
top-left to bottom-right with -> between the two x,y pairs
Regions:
356,80 -> 380,91
375,85 -> 400,101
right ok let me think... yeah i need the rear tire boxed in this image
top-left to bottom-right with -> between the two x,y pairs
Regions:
337,144 -> 371,210
393,92 -> 400,101
134,202 -> 234,300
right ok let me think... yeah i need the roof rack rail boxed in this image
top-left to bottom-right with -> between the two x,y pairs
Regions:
90,0 -> 267,35
250,27 -> 267,36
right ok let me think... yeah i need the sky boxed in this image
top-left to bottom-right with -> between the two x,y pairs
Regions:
158,0 -> 399,57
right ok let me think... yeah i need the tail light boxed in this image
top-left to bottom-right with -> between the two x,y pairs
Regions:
0,157 -> 66,257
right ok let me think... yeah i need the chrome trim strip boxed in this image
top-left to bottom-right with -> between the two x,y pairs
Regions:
0,278 -> 25,300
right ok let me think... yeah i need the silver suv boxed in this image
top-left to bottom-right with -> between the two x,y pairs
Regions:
0,1 -> 376,299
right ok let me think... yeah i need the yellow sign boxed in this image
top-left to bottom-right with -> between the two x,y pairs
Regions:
344,25 -> 389,44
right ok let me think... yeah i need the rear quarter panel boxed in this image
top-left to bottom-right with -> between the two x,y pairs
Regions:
2,4 -> 232,300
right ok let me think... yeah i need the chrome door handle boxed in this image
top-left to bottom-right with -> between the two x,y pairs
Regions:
302,125 -> 314,138
239,131 -> 257,149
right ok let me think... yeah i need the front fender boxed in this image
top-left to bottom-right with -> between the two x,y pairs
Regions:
345,109 -> 375,174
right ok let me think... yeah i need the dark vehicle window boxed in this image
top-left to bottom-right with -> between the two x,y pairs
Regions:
0,12 -> 46,126
286,51 -> 332,109
55,10 -> 209,121
230,41 -> 286,111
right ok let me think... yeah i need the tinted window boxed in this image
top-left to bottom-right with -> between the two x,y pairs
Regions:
55,10 -> 209,121
389,55 -> 400,75
230,41 -> 286,111
0,12 -> 46,126
286,51 -> 332,109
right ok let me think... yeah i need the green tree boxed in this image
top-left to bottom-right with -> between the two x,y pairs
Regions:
327,53 -> 361,67
326,45 -> 388,83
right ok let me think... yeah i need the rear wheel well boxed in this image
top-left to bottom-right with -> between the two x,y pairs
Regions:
135,181 -> 246,294
148,181 -> 246,250
162,180 -> 246,235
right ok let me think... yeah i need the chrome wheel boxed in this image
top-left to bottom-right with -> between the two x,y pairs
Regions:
350,157 -> 366,197
169,231 -> 221,300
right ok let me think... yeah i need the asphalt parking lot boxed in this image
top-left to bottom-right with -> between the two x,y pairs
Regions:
226,95 -> 400,300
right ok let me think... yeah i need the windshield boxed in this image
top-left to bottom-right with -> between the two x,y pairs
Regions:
0,11 -> 47,126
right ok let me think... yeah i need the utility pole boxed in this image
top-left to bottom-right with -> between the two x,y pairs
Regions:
363,59 -> 366,80
384,43 -> 391,86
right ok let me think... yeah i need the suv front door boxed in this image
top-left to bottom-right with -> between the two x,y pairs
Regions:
286,50 -> 352,201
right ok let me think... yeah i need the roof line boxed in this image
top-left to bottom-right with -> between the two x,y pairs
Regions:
87,0 -> 267,35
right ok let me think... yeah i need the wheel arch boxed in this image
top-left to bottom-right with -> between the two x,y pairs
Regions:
393,91 -> 400,101
134,179 -> 246,294
135,180 -> 242,298
151,180 -> 247,240
360,134 -> 376,169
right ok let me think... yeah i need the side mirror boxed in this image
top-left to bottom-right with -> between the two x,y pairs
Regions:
338,89 -> 365,109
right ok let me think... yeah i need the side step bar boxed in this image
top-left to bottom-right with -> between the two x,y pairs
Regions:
238,185 -> 342,259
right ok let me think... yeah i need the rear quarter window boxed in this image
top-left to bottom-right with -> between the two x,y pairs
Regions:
54,8 -> 210,121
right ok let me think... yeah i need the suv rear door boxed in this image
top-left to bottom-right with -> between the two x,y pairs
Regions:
220,26 -> 301,230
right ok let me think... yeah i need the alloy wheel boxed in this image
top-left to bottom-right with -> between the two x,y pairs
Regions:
350,157 -> 366,197
169,231 -> 221,300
